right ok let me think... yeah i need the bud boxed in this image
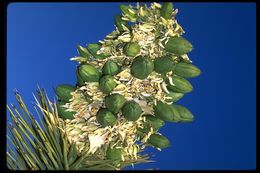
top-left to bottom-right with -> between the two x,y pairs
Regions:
105,93 -> 126,113
165,92 -> 184,103
172,62 -> 201,78
154,56 -> 174,74
160,2 -> 173,20
77,45 -> 92,59
78,64 -> 101,82
56,101 -> 75,120
154,101 -> 174,121
123,42 -> 140,57
166,75 -> 193,93
165,37 -> 193,55
148,134 -> 170,149
169,104 -> 194,122
102,60 -> 120,76
87,43 -> 110,59
114,15 -> 130,32
120,4 -> 137,22
122,101 -> 142,121
106,147 -> 122,160
55,84 -> 76,102
99,75 -> 118,94
96,108 -> 117,127
130,56 -> 154,79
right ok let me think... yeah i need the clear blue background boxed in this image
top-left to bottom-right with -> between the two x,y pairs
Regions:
7,2 -> 256,170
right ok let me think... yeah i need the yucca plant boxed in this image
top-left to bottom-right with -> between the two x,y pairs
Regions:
6,88 -> 151,170
7,2 -> 201,170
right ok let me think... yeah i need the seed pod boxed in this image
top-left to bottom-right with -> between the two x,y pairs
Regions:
166,75 -> 193,93
114,14 -> 129,32
160,2 -> 173,20
154,101 -> 174,121
56,101 -> 75,120
78,64 -> 101,82
77,45 -> 92,59
102,60 -> 120,76
99,75 -> 118,94
106,147 -> 122,161
87,43 -> 109,59
96,108 -> 117,127
172,62 -> 201,78
137,126 -> 150,134
144,115 -> 165,131
165,37 -> 193,55
136,128 -> 145,138
76,67 -> 85,87
148,134 -> 170,149
169,104 -> 194,122
122,101 -> 142,121
105,93 -> 126,113
165,92 -> 184,103
123,42 -> 140,57
130,56 -> 154,79
154,56 -> 174,74
138,115 -> 165,134
55,84 -> 76,102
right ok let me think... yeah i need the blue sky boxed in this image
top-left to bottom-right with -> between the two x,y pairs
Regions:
7,2 -> 256,170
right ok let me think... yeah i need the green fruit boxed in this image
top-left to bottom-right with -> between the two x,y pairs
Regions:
172,62 -> 201,78
105,93 -> 126,113
55,84 -> 76,102
148,134 -> 170,149
102,60 -> 120,76
137,115 -> 165,134
123,42 -> 140,57
96,109 -> 117,127
122,101 -> 142,121
99,75 -> 117,94
77,45 -> 92,59
137,126 -> 150,134
130,56 -> 154,79
165,37 -> 193,55
169,104 -> 194,122
76,68 -> 85,87
154,101 -> 174,121
87,43 -> 110,59
106,147 -> 122,160
166,75 -> 193,93
136,128 -> 146,138
114,15 -> 129,32
57,101 -> 75,120
154,56 -> 174,74
78,64 -> 101,82
144,115 -> 165,131
165,92 -> 184,103
160,2 -> 173,20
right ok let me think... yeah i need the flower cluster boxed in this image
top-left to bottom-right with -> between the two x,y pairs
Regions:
55,2 -> 201,166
